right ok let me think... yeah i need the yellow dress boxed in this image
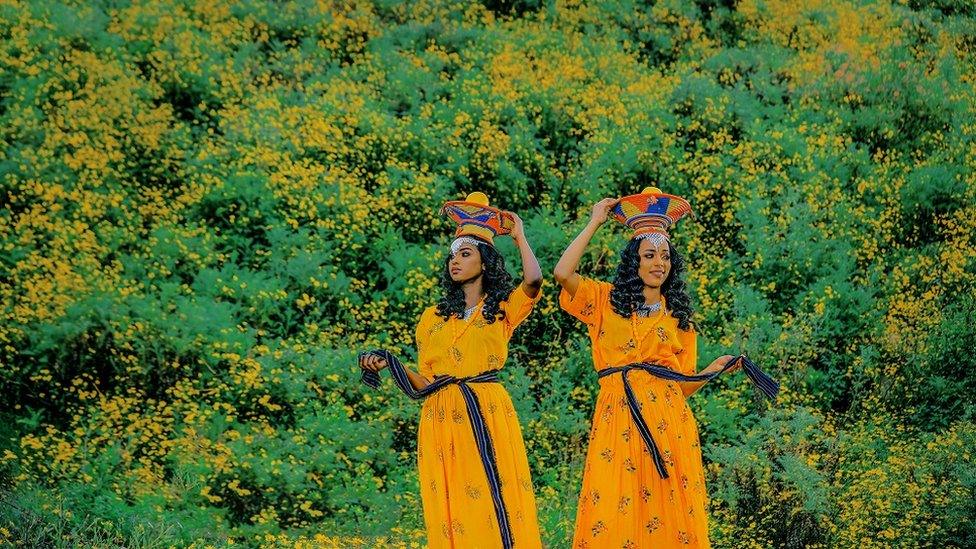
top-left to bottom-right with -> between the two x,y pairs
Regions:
560,277 -> 709,548
415,284 -> 544,549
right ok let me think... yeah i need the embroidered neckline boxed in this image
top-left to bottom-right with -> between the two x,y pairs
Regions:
630,299 -> 666,350
452,296 -> 485,343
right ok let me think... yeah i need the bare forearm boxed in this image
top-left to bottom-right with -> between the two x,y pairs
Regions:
514,236 -> 543,295
680,357 -> 738,397
680,380 -> 707,398
362,351 -> 430,390
554,220 -> 601,283
406,368 -> 430,391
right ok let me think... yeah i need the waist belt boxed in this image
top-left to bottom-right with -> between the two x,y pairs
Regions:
359,349 -> 514,549
597,355 -> 779,479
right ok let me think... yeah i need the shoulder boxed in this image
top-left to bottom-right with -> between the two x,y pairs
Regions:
580,276 -> 614,296
416,305 -> 449,339
504,282 -> 542,303
418,305 -> 441,326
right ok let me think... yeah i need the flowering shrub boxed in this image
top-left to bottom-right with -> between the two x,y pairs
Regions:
1,0 -> 974,546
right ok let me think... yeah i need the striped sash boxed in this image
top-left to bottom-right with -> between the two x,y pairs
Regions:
359,349 -> 515,549
597,355 -> 779,479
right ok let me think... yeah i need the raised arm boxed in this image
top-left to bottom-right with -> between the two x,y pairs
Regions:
553,198 -> 617,298
508,213 -> 543,298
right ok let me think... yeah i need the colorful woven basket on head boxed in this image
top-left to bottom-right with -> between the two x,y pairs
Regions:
611,186 -> 692,240
442,191 -> 514,245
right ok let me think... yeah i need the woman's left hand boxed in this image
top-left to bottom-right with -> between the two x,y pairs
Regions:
508,212 -> 525,243
702,354 -> 741,376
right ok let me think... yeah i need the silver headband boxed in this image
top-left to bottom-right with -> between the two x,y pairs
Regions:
450,236 -> 482,254
635,232 -> 670,248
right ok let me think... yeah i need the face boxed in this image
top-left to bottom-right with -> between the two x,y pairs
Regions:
448,243 -> 483,282
637,237 -> 671,289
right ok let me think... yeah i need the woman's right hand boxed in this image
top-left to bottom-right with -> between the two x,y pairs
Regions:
359,352 -> 389,372
590,198 -> 618,225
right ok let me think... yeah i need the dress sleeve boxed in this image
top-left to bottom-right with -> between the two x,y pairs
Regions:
674,324 -> 698,376
558,276 -> 608,327
415,308 -> 435,378
502,282 -> 543,336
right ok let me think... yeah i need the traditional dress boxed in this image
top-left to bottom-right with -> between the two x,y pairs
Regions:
362,191 -> 543,548
555,186 -> 778,548
561,278 -> 709,547
414,284 -> 544,548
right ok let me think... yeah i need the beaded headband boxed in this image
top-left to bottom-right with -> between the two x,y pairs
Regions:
450,236 -> 485,254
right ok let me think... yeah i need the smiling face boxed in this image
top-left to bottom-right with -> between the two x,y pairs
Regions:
448,242 -> 483,282
637,237 -> 671,289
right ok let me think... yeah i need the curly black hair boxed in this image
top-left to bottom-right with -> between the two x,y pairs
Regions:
609,238 -> 695,331
435,241 -> 515,324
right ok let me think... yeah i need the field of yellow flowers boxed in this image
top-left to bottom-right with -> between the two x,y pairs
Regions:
1,0 -> 975,547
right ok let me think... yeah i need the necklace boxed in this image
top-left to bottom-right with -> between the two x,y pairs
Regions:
630,299 -> 664,350
635,300 -> 662,317
462,303 -> 481,320
452,297 -> 485,343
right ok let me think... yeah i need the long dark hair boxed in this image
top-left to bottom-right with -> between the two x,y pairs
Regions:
609,238 -> 695,331
435,241 -> 514,324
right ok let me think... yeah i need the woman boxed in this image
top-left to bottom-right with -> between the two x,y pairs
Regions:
360,191 -> 544,549
553,187 -> 777,548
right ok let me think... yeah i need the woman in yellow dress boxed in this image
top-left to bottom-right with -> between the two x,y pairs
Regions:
360,192 -> 544,549
553,188 -> 778,548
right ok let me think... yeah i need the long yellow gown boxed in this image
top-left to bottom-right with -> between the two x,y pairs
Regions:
560,276 -> 710,548
414,284 -> 544,549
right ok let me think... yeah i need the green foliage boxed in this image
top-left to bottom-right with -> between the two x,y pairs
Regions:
1,0 -> 974,547
900,294 -> 976,428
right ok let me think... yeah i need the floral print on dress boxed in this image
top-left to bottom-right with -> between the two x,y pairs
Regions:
618,338 -> 637,353
561,277 -> 708,547
415,286 -> 545,549
429,320 -> 446,336
623,457 -> 637,472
